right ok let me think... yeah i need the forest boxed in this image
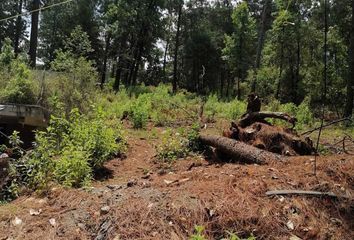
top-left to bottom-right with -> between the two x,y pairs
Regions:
0,0 -> 353,239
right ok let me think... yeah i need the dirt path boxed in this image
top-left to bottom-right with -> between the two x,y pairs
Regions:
0,136 -> 353,240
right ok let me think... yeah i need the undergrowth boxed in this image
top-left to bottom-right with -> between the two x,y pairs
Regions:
0,107 -> 127,198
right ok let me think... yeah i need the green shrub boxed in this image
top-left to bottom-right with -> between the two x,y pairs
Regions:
0,59 -> 36,104
130,94 -> 151,129
25,107 -> 126,190
49,50 -> 97,114
190,226 -> 207,240
26,131 -> 56,190
204,95 -> 219,122
296,98 -> 314,129
55,146 -> 92,188
226,100 -> 247,120
156,128 -> 189,162
68,109 -> 125,168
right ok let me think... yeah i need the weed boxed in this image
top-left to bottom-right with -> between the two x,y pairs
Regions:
190,225 -> 207,240
155,128 -> 189,162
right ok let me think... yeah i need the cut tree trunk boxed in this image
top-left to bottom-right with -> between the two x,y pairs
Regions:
199,134 -> 281,164
239,111 -> 297,128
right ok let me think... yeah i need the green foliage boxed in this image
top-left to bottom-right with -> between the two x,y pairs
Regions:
225,231 -> 256,240
156,128 -> 189,162
204,95 -> 247,121
266,98 -> 314,130
64,26 -> 93,58
223,1 -> 257,87
49,50 -> 97,114
190,226 -> 207,240
0,41 -> 37,104
1,60 -> 36,104
0,38 -> 14,66
131,94 -> 150,129
25,107 -> 126,190
54,146 -> 92,188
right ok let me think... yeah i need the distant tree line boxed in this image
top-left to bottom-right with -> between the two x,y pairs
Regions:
0,0 -> 353,117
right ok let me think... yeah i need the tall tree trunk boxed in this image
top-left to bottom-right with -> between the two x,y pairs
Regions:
162,39 -> 169,83
295,27 -> 301,103
252,0 -> 271,92
172,1 -> 183,93
275,27 -> 285,99
29,0 -> 40,68
344,0 -> 354,117
113,59 -> 121,93
101,33 -> 111,89
14,0 -> 23,56
237,20 -> 244,99
220,68 -> 225,97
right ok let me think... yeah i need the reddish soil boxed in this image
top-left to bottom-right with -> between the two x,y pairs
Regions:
0,134 -> 353,240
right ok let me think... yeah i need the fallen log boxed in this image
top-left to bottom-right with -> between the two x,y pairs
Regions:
239,111 -> 297,128
199,134 -> 282,164
265,190 -> 347,199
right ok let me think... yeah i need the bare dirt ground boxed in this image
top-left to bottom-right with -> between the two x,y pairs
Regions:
0,131 -> 353,240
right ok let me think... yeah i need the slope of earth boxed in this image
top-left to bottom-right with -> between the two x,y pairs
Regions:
0,132 -> 353,240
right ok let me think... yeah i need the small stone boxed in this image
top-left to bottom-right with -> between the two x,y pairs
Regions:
100,206 -> 111,215
12,217 -> 22,226
279,196 -> 285,203
49,218 -> 56,227
287,220 -> 295,230
29,209 -> 42,216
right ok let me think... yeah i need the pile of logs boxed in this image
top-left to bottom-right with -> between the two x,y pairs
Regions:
200,93 -> 315,164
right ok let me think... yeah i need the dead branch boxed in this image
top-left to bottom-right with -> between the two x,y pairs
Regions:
265,190 -> 346,199
199,134 -> 282,164
301,118 -> 351,136
239,111 -> 297,128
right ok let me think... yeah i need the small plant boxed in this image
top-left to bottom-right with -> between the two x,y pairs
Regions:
225,231 -> 256,240
187,122 -> 204,152
156,129 -> 189,162
190,225 -> 207,240
131,94 -> 151,129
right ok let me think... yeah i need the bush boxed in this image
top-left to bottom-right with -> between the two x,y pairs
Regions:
25,107 -> 126,190
131,94 -> 151,129
48,50 -> 98,115
156,128 -> 189,162
55,146 -> 92,188
1,61 -> 36,104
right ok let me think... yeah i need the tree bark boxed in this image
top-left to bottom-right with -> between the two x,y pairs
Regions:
238,111 -> 296,128
275,27 -> 285,99
29,0 -> 40,68
172,1 -> 183,93
344,0 -> 354,117
199,134 -> 281,164
100,33 -> 111,89
252,0 -> 271,92
14,0 -> 23,57
162,39 -> 169,83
